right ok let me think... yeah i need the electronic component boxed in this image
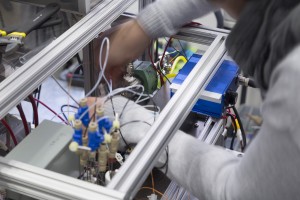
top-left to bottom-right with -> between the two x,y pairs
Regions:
132,60 -> 158,94
170,54 -> 239,118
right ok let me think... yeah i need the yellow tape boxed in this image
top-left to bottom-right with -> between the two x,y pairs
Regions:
7,32 -> 26,38
0,30 -> 7,36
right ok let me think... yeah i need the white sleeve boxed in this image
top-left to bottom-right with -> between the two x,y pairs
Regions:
164,46 -> 300,200
137,0 -> 216,38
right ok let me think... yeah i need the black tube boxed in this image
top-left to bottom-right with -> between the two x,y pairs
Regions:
248,78 -> 257,88
227,113 -> 237,150
214,10 -> 224,29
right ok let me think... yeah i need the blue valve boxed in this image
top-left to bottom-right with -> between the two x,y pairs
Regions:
72,120 -> 83,145
88,122 -> 104,152
78,105 -> 90,127
98,117 -> 112,133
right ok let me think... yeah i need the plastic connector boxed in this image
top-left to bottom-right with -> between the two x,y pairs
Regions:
69,141 -> 79,152
68,114 -> 75,124
113,113 -> 120,130
236,129 -> 242,142
104,133 -> 112,144
238,75 -> 257,88
88,122 -> 104,152
96,107 -> 104,118
235,119 -> 242,142
147,194 -> 158,200
115,153 -> 124,166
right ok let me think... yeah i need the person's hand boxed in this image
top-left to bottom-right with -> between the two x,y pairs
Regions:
95,20 -> 151,88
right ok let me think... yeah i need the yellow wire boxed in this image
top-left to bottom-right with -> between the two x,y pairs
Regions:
170,56 -> 187,74
151,171 -> 155,194
140,187 -> 168,200
163,73 -> 177,82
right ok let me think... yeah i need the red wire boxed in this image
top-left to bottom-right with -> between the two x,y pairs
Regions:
183,21 -> 202,28
28,95 -> 39,127
227,108 -> 236,118
17,104 -> 30,136
160,37 -> 173,69
148,47 -> 164,85
33,98 -> 68,125
1,119 -> 17,146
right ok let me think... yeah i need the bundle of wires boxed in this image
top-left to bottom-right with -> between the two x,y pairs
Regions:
227,105 -> 247,151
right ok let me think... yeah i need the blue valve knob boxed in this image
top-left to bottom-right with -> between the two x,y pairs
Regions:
72,120 -> 83,145
98,117 -> 112,133
88,122 -> 104,152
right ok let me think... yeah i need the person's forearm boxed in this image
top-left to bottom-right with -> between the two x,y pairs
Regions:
165,131 -> 239,199
137,0 -> 216,38
163,52 -> 300,199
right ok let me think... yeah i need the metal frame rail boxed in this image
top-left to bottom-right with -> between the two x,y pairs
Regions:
0,0 -> 137,199
108,35 -> 228,199
0,158 -> 124,200
0,0 -> 137,120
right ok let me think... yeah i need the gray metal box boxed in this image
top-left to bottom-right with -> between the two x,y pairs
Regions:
6,120 -> 80,200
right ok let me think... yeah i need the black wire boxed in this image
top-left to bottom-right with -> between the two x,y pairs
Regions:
76,53 -> 82,65
36,85 -> 42,109
231,105 -> 247,150
148,93 -> 158,122
157,67 -> 171,84
155,39 -> 159,61
60,104 -> 79,121
165,146 -> 169,176
177,39 -> 188,59
163,38 -> 187,60
52,76 -> 80,106
157,66 -> 171,84
110,97 -> 116,116
110,97 -> 131,150
227,113 -> 238,150
229,105 -> 247,150
33,85 -> 42,124
214,10 -> 224,29
119,129 -> 130,150
119,98 -> 131,119
78,168 -> 86,179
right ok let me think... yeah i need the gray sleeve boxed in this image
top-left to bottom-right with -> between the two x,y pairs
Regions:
165,46 -> 300,200
137,0 -> 216,38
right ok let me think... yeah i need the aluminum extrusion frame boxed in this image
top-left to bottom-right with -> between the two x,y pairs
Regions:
0,0 -> 137,120
108,35 -> 227,199
0,158 -> 124,200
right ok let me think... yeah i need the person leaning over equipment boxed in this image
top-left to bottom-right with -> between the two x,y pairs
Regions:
103,0 -> 300,199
